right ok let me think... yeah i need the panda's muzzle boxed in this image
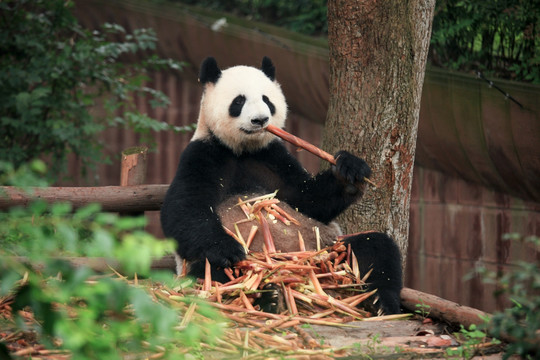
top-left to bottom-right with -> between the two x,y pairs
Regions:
241,117 -> 269,134
251,117 -> 268,127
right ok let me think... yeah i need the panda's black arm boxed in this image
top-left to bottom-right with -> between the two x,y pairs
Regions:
160,141 -> 246,268
260,142 -> 370,224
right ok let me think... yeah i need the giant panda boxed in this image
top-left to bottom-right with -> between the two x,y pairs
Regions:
160,57 -> 403,314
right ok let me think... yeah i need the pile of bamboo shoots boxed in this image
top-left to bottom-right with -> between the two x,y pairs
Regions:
184,192 -> 375,317
165,193 -> 409,355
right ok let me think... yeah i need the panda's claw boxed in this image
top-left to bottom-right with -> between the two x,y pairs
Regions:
254,283 -> 285,313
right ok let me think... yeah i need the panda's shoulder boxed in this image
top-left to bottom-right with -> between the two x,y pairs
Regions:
181,137 -> 230,163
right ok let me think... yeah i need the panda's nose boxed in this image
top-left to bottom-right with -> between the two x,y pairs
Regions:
251,117 -> 268,127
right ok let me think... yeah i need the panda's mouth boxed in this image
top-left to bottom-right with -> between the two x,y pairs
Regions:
240,127 -> 266,135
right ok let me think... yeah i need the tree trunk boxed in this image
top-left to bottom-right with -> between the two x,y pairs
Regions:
323,0 -> 435,265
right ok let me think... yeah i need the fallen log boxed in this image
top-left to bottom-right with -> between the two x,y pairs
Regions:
0,185 -> 168,212
8,255 -> 177,273
400,287 -> 490,329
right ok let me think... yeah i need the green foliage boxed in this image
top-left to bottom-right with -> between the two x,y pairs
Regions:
414,298 -> 431,319
447,324 -> 499,359
430,0 -> 540,83
0,159 -> 49,188
0,0 -> 191,182
0,163 -> 225,359
473,234 -> 540,359
0,202 -> 225,359
173,0 -> 539,83
177,0 -> 327,36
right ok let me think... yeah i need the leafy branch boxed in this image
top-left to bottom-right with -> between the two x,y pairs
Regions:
0,0 -> 191,182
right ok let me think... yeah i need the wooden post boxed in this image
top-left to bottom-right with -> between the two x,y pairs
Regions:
120,146 -> 148,186
120,146 -> 148,217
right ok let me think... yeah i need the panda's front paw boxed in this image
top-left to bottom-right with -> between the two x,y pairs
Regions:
205,234 -> 246,269
334,150 -> 372,185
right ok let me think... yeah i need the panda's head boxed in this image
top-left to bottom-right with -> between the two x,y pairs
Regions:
192,57 -> 287,154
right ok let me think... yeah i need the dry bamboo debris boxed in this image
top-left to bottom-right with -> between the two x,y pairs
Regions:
163,249 -> 384,356
149,192 -> 391,354
199,193 -> 379,325
181,192 -> 380,326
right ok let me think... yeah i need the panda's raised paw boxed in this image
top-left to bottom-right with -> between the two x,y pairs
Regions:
334,150 -> 372,185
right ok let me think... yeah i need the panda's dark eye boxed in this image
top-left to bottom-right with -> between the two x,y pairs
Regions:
262,95 -> 276,115
229,95 -> 246,117
233,95 -> 245,105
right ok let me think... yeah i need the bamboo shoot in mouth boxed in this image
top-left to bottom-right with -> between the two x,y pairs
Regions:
265,124 -> 377,187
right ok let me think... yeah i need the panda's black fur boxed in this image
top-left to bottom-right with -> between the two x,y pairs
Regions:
160,57 -> 403,314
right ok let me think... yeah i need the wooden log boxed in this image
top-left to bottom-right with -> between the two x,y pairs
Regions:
120,146 -> 148,186
0,185 -> 168,212
400,287 -> 491,328
402,287 -> 540,346
9,255 -> 176,272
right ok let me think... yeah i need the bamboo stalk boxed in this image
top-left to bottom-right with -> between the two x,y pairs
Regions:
293,324 -> 319,349
265,124 -> 376,187
257,211 -> 277,254
271,204 -> 300,225
266,124 -> 336,164
297,231 -> 306,252
203,258 -> 212,292
286,285 -> 298,315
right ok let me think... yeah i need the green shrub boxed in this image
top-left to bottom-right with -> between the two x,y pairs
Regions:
0,0 -> 191,182
430,0 -> 540,83
0,201 -> 226,359
474,234 -> 540,359
0,163 -> 225,359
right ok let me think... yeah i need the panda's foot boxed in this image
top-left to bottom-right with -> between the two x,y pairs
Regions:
254,283 -> 285,313
363,287 -> 402,316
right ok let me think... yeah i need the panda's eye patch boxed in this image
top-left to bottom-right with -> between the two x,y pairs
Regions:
262,95 -> 276,115
233,95 -> 246,105
229,95 -> 246,117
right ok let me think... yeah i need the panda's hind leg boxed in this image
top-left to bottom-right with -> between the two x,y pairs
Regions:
342,232 -> 403,315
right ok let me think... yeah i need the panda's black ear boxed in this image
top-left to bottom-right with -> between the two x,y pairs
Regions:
199,57 -> 221,84
261,56 -> 275,81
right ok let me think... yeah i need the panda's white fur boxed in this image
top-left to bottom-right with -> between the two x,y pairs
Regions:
192,65 -> 287,155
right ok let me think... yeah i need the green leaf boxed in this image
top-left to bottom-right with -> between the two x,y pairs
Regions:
73,203 -> 102,220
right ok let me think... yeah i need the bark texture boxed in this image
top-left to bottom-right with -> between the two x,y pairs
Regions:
323,0 -> 435,264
